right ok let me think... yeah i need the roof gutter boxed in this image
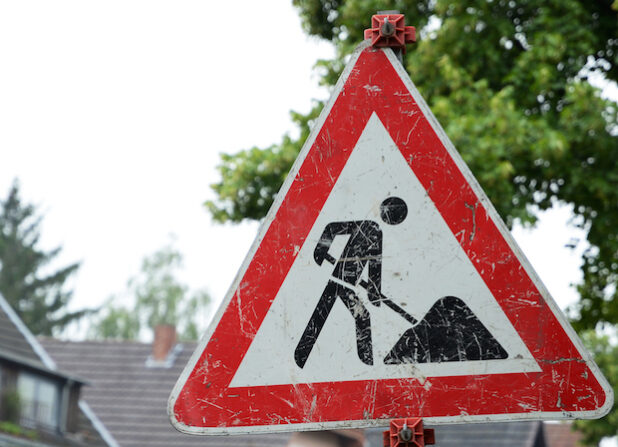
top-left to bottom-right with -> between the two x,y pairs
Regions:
79,400 -> 121,447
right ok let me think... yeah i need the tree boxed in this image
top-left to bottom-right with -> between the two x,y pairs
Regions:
89,242 -> 211,341
205,1 -> 617,444
207,0 -> 617,330
89,300 -> 140,341
0,180 -> 88,335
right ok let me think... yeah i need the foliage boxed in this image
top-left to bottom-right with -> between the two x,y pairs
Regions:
0,180 -> 89,335
0,421 -> 37,440
206,107 -> 322,222
89,242 -> 210,340
0,390 -> 36,440
89,301 -> 141,341
573,331 -> 618,445
206,0 -> 617,331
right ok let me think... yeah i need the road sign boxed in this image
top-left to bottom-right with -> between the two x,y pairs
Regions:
169,41 -> 612,435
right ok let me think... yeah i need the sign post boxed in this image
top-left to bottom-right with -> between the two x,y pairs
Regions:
169,12 -> 613,436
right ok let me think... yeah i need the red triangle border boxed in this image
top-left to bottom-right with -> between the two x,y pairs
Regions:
169,43 -> 612,434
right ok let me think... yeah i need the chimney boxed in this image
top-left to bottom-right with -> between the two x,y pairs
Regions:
152,324 -> 177,362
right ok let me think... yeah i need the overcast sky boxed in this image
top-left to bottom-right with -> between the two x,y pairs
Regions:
0,1 -> 593,338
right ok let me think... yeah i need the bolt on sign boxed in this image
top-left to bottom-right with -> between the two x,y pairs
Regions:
168,41 -> 613,435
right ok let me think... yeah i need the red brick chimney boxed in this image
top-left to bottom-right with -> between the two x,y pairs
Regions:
153,324 -> 177,362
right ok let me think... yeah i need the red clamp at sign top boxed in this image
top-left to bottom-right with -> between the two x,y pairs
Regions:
364,13 -> 416,53
383,418 -> 435,447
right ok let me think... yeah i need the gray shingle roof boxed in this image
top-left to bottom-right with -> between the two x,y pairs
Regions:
366,421 -> 546,447
0,294 -> 47,365
39,339 -> 291,447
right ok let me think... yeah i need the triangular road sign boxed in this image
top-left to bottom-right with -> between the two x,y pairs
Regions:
169,41 -> 612,434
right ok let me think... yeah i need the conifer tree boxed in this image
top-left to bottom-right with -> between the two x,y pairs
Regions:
0,180 -> 87,335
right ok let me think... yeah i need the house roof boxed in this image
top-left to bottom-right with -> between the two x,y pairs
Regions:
0,293 -> 84,384
365,421 -> 546,447
39,339 -> 292,447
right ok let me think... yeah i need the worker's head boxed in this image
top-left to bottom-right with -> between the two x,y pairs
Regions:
380,197 -> 407,225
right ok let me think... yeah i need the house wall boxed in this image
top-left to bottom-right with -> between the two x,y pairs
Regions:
64,383 -> 81,433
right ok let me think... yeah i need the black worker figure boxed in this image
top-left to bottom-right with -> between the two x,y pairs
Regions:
294,197 -> 408,368
294,196 -> 509,369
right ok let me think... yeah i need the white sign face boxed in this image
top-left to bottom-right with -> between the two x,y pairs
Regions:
230,114 -> 539,387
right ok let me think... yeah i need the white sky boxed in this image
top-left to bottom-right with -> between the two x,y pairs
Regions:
0,1 -> 591,338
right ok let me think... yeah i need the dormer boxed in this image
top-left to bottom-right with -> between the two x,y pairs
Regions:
0,294 -> 106,446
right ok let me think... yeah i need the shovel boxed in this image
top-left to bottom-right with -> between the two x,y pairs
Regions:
323,255 -> 418,326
